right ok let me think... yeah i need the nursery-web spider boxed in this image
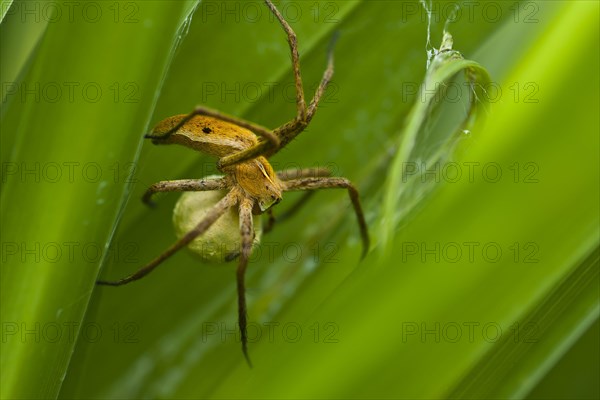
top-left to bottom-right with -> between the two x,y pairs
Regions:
97,0 -> 369,366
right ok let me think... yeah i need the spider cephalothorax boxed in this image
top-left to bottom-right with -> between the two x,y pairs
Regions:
97,0 -> 369,367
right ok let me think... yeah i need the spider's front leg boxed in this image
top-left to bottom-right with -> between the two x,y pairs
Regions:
142,177 -> 228,207
237,196 -> 255,367
264,0 -> 337,155
145,0 -> 335,170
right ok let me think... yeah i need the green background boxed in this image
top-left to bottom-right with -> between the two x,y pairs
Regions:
1,1 -> 598,399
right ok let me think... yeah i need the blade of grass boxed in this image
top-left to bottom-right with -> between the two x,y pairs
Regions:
52,0 -> 598,398
61,1 -> 522,398
0,2 -> 199,399
0,0 -> 49,160
380,27 -> 491,251
527,318 -> 599,399
0,0 -> 13,23
449,245 -> 599,398
205,1 -> 599,398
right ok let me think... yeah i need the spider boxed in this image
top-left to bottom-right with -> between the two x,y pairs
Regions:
97,0 -> 369,366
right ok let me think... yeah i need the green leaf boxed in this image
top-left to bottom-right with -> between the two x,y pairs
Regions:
0,0 -> 13,23
380,28 -> 492,251
1,1 -> 598,399
0,2 -> 199,399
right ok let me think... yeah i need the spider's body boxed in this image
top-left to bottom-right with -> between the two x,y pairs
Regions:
151,114 -> 283,212
97,0 -> 369,367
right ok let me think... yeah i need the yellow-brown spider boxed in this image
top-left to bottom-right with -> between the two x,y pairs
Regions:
97,0 -> 369,366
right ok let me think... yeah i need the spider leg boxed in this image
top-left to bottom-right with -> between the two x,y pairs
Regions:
305,33 -> 337,121
282,177 -> 370,259
276,167 -> 331,181
231,191 -> 315,256
263,208 -> 277,234
96,189 -> 238,286
264,0 -> 306,121
218,0 -> 337,164
237,197 -> 255,367
142,177 -> 228,207
263,167 -> 331,233
264,0 -> 337,155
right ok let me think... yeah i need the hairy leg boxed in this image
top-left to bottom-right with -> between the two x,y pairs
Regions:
97,189 -> 238,286
276,167 -> 331,181
237,196 -> 255,367
283,177 -> 370,258
264,0 -> 306,120
228,186 -> 319,258
142,177 -> 228,207
262,0 -> 337,157
261,168 -> 332,233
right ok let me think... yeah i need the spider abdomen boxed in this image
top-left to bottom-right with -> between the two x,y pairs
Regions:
150,114 -> 258,157
172,186 -> 262,263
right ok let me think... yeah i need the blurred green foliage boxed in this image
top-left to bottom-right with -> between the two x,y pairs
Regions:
1,1 -> 597,399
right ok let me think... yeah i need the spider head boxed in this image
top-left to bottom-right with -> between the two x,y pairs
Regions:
233,157 -> 282,213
